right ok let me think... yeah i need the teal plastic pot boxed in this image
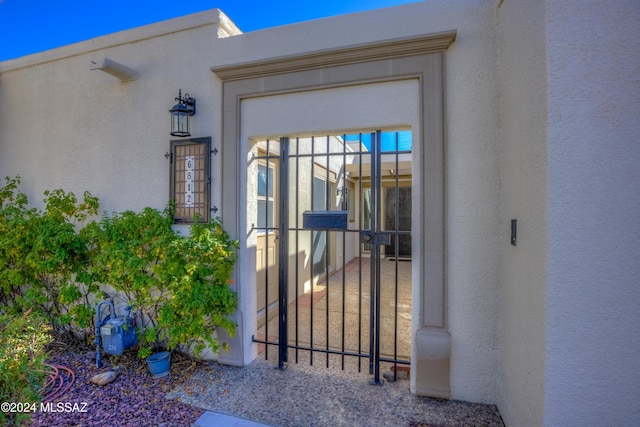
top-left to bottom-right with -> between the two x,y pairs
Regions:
146,351 -> 170,378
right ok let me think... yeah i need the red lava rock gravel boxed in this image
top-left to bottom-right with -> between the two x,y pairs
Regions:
29,351 -> 204,427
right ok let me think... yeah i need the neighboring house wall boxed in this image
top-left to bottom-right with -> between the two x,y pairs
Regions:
543,1 -> 640,425
248,134 -> 356,312
497,1 -> 548,426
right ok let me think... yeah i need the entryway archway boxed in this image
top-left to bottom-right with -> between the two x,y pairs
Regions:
212,31 -> 453,397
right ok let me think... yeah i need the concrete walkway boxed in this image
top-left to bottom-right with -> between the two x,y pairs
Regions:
194,411 -> 273,427
169,356 -> 504,427
175,258 -> 502,426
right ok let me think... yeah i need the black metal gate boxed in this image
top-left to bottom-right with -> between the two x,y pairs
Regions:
253,130 -> 412,384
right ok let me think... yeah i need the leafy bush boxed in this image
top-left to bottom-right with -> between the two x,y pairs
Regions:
82,206 -> 176,342
0,311 -> 52,427
83,206 -> 239,358
154,219 -> 238,356
0,177 -> 99,336
0,176 -> 238,359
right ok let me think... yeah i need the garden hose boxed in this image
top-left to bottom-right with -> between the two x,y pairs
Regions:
40,364 -> 75,402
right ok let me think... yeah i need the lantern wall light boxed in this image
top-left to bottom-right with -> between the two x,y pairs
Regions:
169,89 -> 196,137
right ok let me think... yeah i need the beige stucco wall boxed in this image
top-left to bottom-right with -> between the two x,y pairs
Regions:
0,1 -> 504,405
2,0 -> 638,423
213,0 -> 503,404
440,1 -> 502,403
0,10 -> 239,215
497,0 -> 548,425
497,1 -> 640,425
543,1 -> 640,425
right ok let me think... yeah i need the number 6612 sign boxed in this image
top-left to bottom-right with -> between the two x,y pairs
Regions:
185,155 -> 195,207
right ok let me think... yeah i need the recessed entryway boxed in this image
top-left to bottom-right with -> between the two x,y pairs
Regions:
250,131 -> 413,382
214,36 -> 451,395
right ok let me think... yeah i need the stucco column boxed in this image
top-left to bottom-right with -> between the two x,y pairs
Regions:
411,52 -> 450,399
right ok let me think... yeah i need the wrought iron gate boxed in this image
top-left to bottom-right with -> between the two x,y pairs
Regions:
253,130 -> 412,384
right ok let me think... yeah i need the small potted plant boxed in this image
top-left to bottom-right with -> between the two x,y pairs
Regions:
146,350 -> 171,378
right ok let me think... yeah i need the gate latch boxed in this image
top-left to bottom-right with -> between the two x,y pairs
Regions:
360,231 -> 391,245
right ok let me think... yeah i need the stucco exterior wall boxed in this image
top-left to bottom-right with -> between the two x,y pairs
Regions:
441,2 -> 501,404
3,1 -> 639,423
214,0 -> 502,404
496,0 -> 548,425
544,1 -> 640,424
0,1 -> 505,405
0,10 -> 238,215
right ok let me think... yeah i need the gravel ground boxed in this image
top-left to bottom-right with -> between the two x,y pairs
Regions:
169,352 -> 505,427
29,350 -> 204,427
26,342 -> 503,427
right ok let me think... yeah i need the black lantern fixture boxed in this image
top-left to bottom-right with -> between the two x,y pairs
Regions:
169,89 -> 196,137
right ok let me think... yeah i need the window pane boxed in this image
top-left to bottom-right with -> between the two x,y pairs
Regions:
363,188 -> 372,251
312,176 -> 326,210
258,199 -> 266,228
258,165 -> 273,197
257,199 -> 274,229
311,175 -> 328,275
363,189 -> 371,230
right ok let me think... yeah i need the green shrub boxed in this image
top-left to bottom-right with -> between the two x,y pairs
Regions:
0,311 -> 52,427
83,206 -> 238,358
0,177 -> 99,336
1,176 -> 238,359
154,219 -> 238,356
82,206 -> 177,342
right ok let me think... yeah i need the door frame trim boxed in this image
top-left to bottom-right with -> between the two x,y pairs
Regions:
212,31 -> 453,398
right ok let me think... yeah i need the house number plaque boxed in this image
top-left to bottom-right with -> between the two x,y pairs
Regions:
170,138 -> 211,223
185,155 -> 195,208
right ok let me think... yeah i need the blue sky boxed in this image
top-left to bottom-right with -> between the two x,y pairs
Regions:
0,0 -> 419,62
345,131 -> 413,152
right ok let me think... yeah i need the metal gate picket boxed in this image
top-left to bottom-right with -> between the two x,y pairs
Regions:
253,131 -> 410,384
